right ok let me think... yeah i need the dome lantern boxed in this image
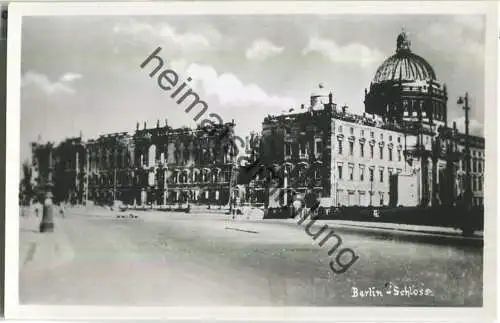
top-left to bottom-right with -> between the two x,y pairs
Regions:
396,28 -> 411,53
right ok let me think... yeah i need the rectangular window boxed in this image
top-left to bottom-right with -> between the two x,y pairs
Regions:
338,165 -> 343,180
361,130 -> 365,137
478,177 -> 483,191
473,159 -> 477,173
398,149 -> 402,162
350,127 -> 354,134
369,168 -> 374,182
389,148 -> 393,161
389,135 -> 393,141
315,140 -> 323,155
285,143 -> 292,156
349,166 -> 354,181
370,146 -> 374,159
472,176 -> 477,191
338,125 -> 343,133
370,131 -> 374,138
380,133 -> 383,141
338,140 -> 343,155
360,143 -> 364,157
359,166 -> 365,181
349,142 -> 354,156
478,160 -> 482,173
379,169 -> 384,183
379,146 -> 383,160
397,137 -> 401,143
299,142 -> 307,156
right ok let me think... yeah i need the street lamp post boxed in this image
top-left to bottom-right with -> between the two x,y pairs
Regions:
457,93 -> 472,211
457,93 -> 473,236
39,145 -> 54,232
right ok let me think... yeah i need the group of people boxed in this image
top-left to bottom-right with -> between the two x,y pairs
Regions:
291,187 -> 321,220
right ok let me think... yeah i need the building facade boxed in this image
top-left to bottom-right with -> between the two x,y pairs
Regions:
255,30 -> 484,209
29,121 -> 237,207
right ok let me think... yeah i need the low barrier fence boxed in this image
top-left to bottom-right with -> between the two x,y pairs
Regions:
264,205 -> 484,231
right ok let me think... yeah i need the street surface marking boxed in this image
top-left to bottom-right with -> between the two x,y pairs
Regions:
225,227 -> 259,234
23,242 -> 36,265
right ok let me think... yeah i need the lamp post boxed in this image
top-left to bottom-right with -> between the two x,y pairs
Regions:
457,93 -> 472,211
457,93 -> 473,236
39,144 -> 54,232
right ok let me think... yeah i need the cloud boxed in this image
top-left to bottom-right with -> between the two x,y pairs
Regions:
416,17 -> 484,63
453,15 -> 485,32
113,20 -> 216,51
245,39 -> 284,61
185,63 -> 296,109
302,36 -> 385,68
60,72 -> 83,82
21,71 -> 82,95
452,116 -> 484,136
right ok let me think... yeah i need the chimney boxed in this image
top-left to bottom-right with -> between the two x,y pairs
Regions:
136,122 -> 139,131
453,121 -> 457,131
156,120 -> 160,128
301,104 -> 305,109
165,119 -> 168,127
329,92 -> 333,105
143,121 -> 147,130
342,105 -> 348,114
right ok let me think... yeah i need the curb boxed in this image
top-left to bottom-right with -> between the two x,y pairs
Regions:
260,218 -> 483,248
315,221 -> 483,248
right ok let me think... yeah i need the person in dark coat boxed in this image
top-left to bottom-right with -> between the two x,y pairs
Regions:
304,187 -> 319,219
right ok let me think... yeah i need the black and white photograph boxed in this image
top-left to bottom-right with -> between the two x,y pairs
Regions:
4,1 -> 497,321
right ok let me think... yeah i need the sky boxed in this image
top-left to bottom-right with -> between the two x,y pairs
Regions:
20,14 -> 485,163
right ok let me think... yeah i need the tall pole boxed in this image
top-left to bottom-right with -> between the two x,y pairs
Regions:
40,145 -> 54,232
457,93 -> 473,236
369,169 -> 373,206
85,147 -> 89,205
75,150 -> 79,205
463,93 -> 472,211
113,167 -> 117,202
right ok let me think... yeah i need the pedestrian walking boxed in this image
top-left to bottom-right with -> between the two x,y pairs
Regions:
59,203 -> 65,218
304,187 -> 318,220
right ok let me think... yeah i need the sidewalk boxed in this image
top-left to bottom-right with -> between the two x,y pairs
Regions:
19,214 -> 75,272
322,219 -> 484,238
230,216 -> 484,247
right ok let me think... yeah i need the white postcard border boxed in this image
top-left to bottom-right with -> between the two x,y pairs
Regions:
4,1 -> 497,321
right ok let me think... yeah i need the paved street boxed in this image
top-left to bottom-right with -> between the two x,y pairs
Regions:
19,207 -> 483,306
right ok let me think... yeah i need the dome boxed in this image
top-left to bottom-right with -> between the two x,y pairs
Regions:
372,30 -> 436,84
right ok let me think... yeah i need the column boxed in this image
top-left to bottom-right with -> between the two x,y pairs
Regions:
163,168 -> 167,206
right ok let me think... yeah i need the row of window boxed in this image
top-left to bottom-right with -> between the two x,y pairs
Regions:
458,158 -> 484,174
336,164 -> 402,183
337,140 -> 403,162
284,139 -> 324,157
471,175 -> 484,192
337,125 -> 402,143
88,171 -> 232,186
88,150 -> 232,171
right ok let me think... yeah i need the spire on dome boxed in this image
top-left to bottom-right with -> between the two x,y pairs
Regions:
396,27 -> 411,53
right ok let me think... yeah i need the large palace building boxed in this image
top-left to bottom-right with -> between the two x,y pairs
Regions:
30,121 -> 237,208
256,30 -> 484,209
27,30 -> 484,211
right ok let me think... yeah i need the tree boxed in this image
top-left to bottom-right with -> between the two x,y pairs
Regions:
19,161 -> 34,206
